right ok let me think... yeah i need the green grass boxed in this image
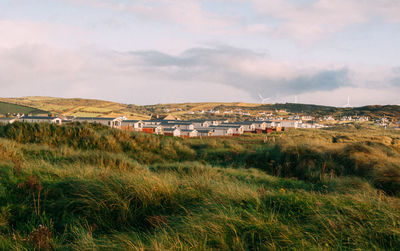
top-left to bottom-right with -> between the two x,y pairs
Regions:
0,123 -> 400,250
0,101 -> 46,115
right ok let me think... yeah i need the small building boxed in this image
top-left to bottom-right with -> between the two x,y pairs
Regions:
163,128 -> 181,137
121,120 -> 143,131
280,120 -> 300,129
222,122 -> 253,133
197,128 -> 213,137
209,126 -> 234,136
188,120 -> 210,128
220,125 -> 245,136
20,116 -> 62,125
254,121 -> 267,130
75,117 -> 123,129
142,125 -> 163,135
163,121 -> 195,130
180,129 -> 198,138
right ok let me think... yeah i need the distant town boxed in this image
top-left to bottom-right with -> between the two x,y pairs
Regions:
0,109 -> 398,138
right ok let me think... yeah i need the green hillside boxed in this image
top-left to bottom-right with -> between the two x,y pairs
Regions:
0,101 -> 47,115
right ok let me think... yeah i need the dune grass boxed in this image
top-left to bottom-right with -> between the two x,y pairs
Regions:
0,123 -> 400,250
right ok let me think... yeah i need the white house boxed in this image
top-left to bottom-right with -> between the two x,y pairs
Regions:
142,124 -> 163,134
188,120 -> 210,128
75,117 -> 124,128
222,122 -> 255,132
163,128 -> 181,137
166,122 -> 195,130
180,129 -> 198,137
280,120 -> 299,129
197,128 -> 213,137
121,120 -> 143,131
209,126 -> 234,136
254,121 -> 267,130
20,116 -> 62,125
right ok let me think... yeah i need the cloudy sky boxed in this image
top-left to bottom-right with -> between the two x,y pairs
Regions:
1,0 -> 400,106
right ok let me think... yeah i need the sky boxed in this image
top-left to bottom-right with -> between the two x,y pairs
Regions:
1,0 -> 400,106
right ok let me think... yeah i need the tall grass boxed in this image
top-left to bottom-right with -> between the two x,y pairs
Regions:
0,123 -> 400,249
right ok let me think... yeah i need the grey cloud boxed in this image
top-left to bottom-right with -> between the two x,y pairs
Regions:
129,46 -> 351,98
391,67 -> 400,86
0,44 -> 353,104
392,77 -> 400,86
131,46 -> 263,67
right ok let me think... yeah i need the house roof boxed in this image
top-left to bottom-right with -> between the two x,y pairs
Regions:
181,129 -> 197,132
164,128 -> 180,132
76,117 -> 120,121
209,126 -> 235,130
21,116 -> 59,120
210,125 -> 241,129
122,120 -> 142,123
143,124 -> 162,128
223,121 -> 260,125
197,129 -> 213,133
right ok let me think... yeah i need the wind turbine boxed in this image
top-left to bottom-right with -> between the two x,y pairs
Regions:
294,96 -> 298,104
258,93 -> 270,104
343,96 -> 352,108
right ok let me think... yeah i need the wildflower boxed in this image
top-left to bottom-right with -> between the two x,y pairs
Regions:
280,188 -> 286,193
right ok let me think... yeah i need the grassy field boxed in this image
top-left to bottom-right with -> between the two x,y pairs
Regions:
0,123 -> 400,250
0,97 -> 149,120
0,101 -> 46,115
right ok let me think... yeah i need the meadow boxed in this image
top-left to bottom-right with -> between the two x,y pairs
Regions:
0,102 -> 45,116
0,122 -> 400,250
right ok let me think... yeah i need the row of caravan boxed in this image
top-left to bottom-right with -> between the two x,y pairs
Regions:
0,116 -> 307,137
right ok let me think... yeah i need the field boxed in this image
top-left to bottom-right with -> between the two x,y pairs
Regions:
0,122 -> 400,250
0,101 -> 46,115
0,97 -> 149,120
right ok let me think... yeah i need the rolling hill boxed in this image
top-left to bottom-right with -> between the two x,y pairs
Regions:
0,96 -> 150,119
1,96 -> 399,120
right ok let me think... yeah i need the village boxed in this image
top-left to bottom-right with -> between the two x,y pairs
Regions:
0,111 -> 398,137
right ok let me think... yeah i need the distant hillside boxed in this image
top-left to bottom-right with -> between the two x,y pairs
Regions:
353,105 -> 400,119
267,103 -> 400,119
0,96 -> 150,119
1,97 -> 399,120
0,101 -> 47,115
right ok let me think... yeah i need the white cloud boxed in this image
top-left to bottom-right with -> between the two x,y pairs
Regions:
65,0 -> 233,34
251,0 -> 400,41
63,0 -> 400,43
1,43 -> 397,106
0,19 -> 90,49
